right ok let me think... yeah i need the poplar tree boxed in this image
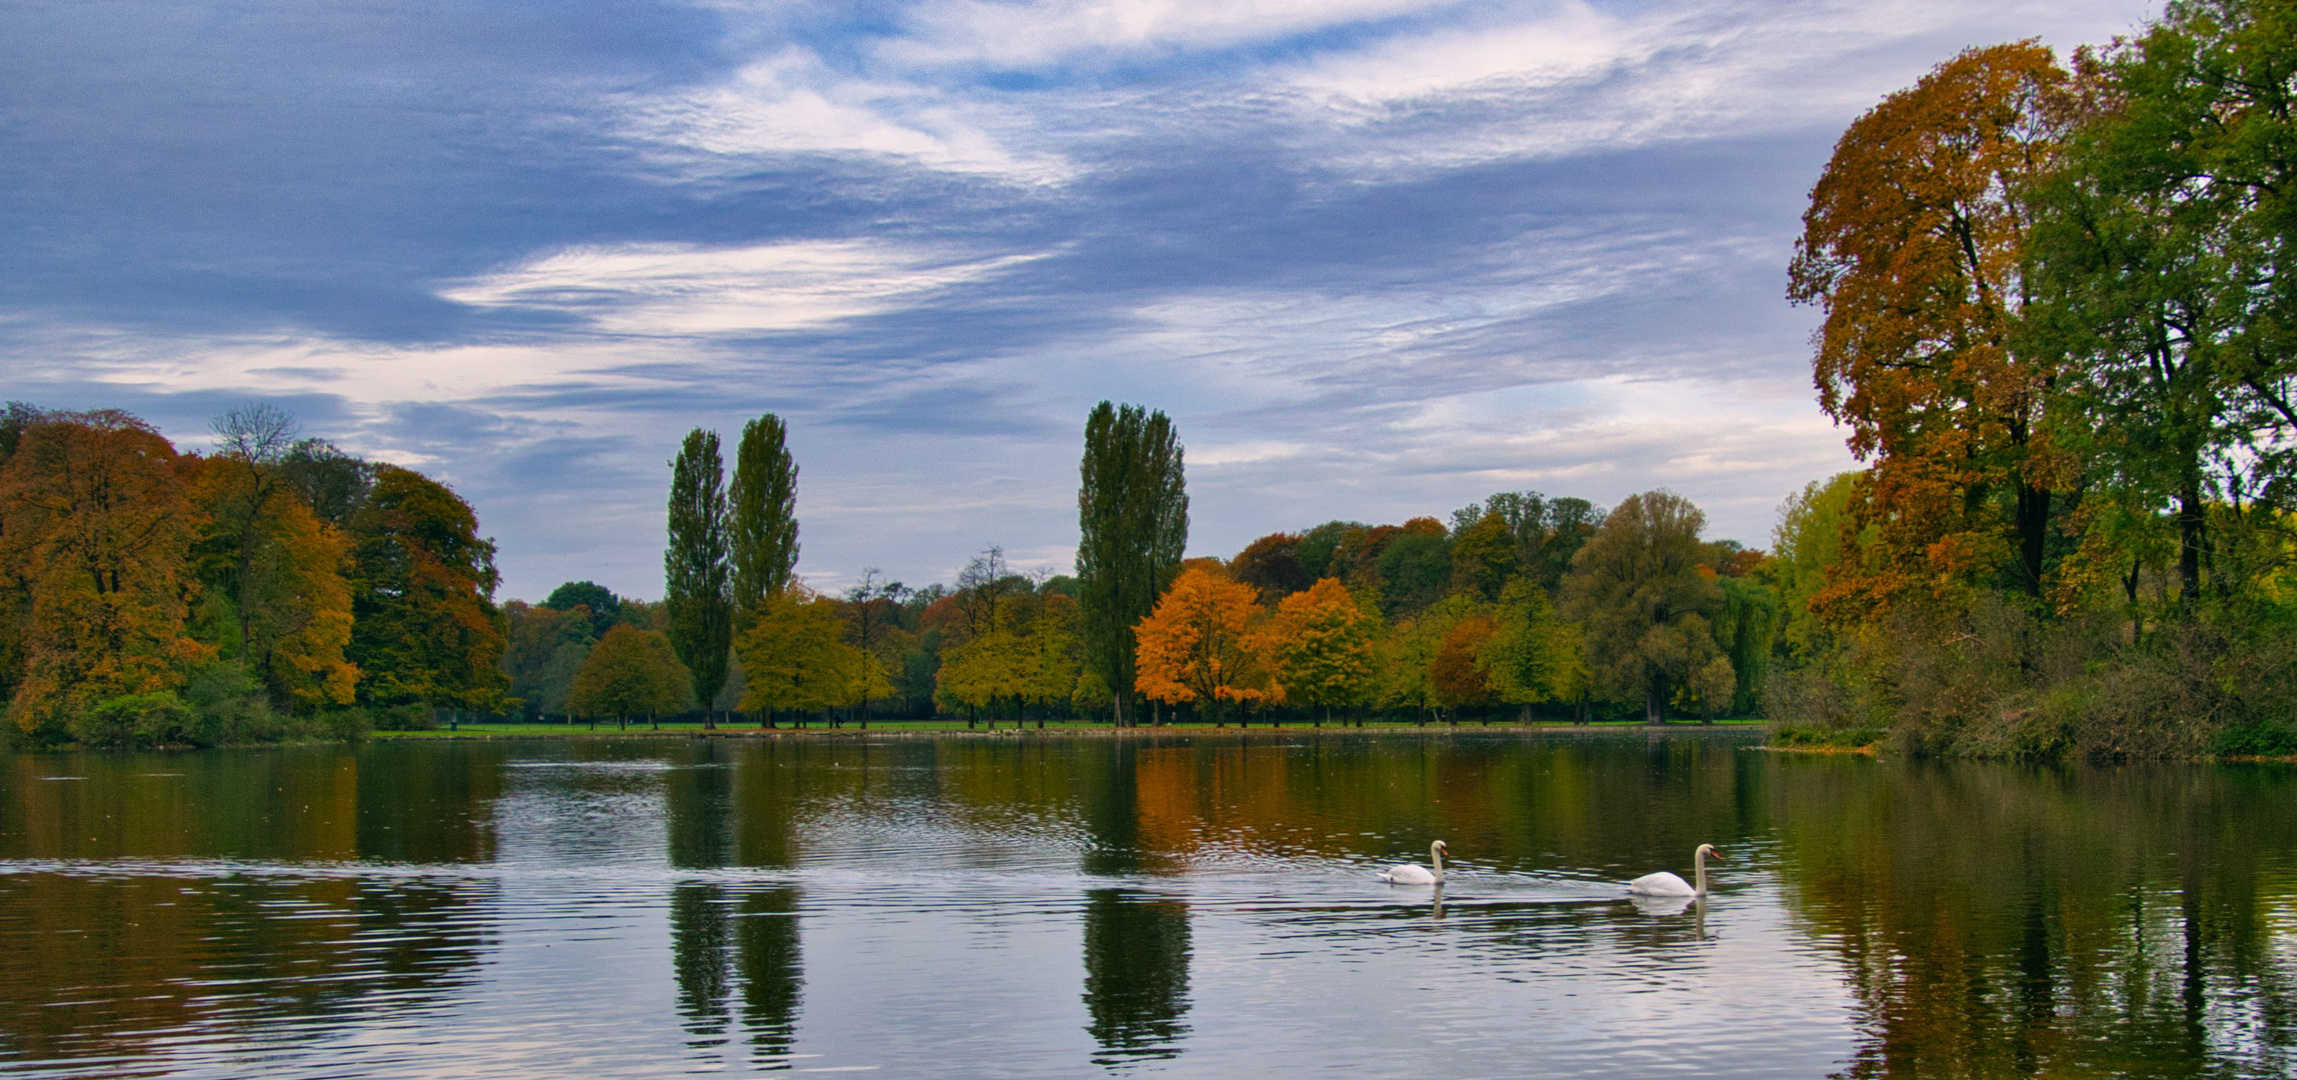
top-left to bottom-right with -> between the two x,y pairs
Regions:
729,414 -> 799,619
666,429 -> 732,725
1076,402 -> 1187,726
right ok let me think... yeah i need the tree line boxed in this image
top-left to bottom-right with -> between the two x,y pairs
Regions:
0,403 -> 507,746
1773,0 -> 2297,759
515,401 -> 1776,730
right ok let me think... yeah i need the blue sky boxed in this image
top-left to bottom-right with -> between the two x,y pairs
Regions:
2,0 -> 2152,602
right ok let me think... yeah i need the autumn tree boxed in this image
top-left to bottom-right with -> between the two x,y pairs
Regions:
1428,614 -> 1499,717
729,414 -> 799,618
192,406 -> 358,708
1077,402 -> 1187,726
1789,42 -> 2076,605
570,623 -> 693,728
1133,567 -> 1269,725
1561,491 -> 1726,723
0,411 -> 206,734
1230,532 -> 1312,604
1264,577 -> 1378,725
666,429 -> 733,725
345,465 -> 509,712
737,590 -> 875,726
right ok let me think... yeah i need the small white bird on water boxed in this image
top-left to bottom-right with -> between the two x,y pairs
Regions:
1380,840 -> 1449,885
1627,843 -> 1720,897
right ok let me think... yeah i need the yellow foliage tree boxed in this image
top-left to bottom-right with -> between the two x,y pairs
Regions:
1133,567 -> 1271,724
737,589 -> 879,725
1263,577 -> 1377,725
191,454 -> 358,708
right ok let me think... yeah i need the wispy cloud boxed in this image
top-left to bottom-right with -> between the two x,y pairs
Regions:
0,0 -> 2153,600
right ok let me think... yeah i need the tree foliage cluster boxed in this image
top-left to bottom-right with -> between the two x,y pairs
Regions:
1777,2 -> 2297,758
0,403 -> 508,746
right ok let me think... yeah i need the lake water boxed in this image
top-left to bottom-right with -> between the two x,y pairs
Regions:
2,732 -> 2295,1078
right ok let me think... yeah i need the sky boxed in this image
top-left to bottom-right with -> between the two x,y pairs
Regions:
2,0 -> 2155,602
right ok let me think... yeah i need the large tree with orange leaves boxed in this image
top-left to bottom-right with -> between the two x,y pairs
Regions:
0,412 -> 208,734
1133,567 -> 1270,723
1789,42 -> 2076,608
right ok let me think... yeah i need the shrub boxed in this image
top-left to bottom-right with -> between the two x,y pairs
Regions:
372,703 -> 438,731
70,693 -> 206,748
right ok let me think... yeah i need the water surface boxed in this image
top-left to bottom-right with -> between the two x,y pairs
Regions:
2,732 -> 2294,1077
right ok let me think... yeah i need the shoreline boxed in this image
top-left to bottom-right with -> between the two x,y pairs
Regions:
369,721 -> 1772,741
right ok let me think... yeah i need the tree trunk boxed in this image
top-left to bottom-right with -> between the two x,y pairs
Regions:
2015,479 -> 2050,597
2178,483 -> 2205,605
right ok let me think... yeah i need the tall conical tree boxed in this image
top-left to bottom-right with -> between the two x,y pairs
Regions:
729,414 -> 800,620
1076,402 -> 1187,727
666,429 -> 733,726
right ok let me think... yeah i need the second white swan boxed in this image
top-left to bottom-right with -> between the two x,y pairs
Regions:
1380,840 -> 1449,885
1627,843 -> 1718,897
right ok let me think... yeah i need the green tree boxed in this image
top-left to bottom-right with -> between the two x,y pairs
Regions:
666,429 -> 733,725
729,414 -> 799,618
1561,490 -> 1726,723
1479,578 -> 1588,721
2026,2 -> 2296,606
1448,513 -> 1521,601
544,580 -> 623,638
345,465 -> 509,712
1077,402 -> 1187,726
570,623 -> 693,728
505,600 -> 597,719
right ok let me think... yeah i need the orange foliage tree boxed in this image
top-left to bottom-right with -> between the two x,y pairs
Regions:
1789,42 -> 2075,610
0,412 -> 209,734
1428,614 -> 1499,716
1133,567 -> 1271,724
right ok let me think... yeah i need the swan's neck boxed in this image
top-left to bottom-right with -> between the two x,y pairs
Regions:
1693,848 -> 1707,895
1431,843 -> 1445,883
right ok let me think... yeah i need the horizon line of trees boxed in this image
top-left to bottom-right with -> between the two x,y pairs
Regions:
517,399 -> 1783,731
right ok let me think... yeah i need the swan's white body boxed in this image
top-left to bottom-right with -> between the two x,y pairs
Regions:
1381,840 -> 1447,885
1627,844 -> 1717,897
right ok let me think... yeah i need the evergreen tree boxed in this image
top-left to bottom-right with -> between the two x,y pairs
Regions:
1076,402 -> 1187,726
729,414 -> 799,619
666,429 -> 733,725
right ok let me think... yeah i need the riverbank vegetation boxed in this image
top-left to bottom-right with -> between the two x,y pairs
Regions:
0,403 -> 505,747
1773,0 -> 2297,761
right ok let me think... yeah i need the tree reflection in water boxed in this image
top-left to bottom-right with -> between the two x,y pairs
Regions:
1081,889 -> 1191,1067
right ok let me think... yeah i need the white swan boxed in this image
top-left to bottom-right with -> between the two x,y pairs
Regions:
1380,840 -> 1448,885
1627,843 -> 1718,897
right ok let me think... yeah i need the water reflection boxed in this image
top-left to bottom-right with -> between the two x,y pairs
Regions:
1080,890 -> 1191,1067
0,872 -> 491,1072
4,734 -> 2297,1078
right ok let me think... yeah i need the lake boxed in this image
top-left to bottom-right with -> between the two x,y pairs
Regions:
2,731 -> 2294,1078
